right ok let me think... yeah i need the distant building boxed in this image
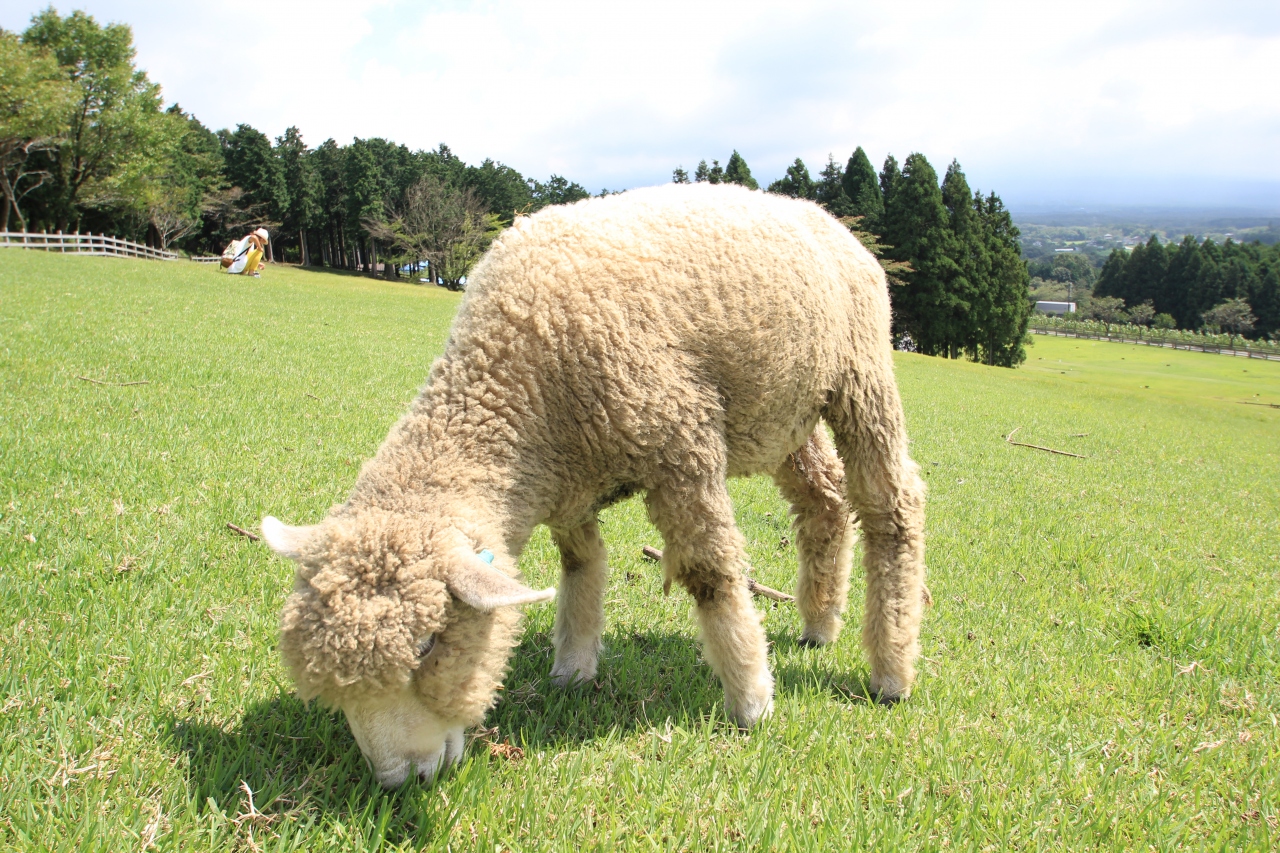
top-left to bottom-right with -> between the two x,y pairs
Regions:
1054,247 -> 1075,253
1036,301 -> 1076,315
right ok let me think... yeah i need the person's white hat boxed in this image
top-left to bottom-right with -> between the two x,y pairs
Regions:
254,228 -> 269,240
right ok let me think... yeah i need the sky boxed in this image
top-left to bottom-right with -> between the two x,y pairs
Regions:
6,0 -> 1280,213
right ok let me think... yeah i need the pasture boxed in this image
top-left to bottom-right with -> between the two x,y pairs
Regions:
1,251 -> 1277,851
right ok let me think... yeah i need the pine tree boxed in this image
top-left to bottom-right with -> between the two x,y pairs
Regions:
878,154 -> 901,219
672,166 -> 690,184
723,151 -> 758,189
940,160 -> 982,355
842,146 -> 883,226
1094,249 -> 1129,304
1127,235 -> 1168,306
767,158 -> 814,199
1163,236 -> 1203,328
813,155 -> 854,216
694,159 -> 722,184
221,124 -> 289,231
1249,262 -> 1280,337
878,152 -> 962,356
463,158 -> 534,226
276,126 -> 320,264
1194,239 -> 1225,327
970,192 -> 1031,366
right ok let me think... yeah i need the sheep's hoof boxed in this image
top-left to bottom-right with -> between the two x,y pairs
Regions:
549,654 -> 597,689
550,670 -> 589,689
725,678 -> 774,728
798,613 -> 842,647
868,671 -> 912,705
727,695 -> 774,729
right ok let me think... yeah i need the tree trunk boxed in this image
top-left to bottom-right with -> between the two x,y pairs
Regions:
299,229 -> 308,266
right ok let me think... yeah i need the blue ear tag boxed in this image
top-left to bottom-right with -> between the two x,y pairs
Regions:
478,549 -> 495,564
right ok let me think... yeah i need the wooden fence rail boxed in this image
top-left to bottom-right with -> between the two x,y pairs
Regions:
1031,327 -> 1280,361
0,230 -> 178,261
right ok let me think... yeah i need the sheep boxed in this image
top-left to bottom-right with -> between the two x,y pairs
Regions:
262,182 -> 927,787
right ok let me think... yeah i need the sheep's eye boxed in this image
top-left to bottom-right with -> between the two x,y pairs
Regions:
417,635 -> 437,658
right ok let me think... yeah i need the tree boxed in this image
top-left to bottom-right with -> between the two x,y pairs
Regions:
940,160 -> 981,350
814,154 -> 854,215
766,157 -> 813,199
693,159 -> 722,184
878,154 -> 901,216
365,173 -> 500,290
672,166 -> 689,184
967,190 -> 1029,363
0,31 -> 74,231
22,9 -> 163,231
464,158 -> 534,226
1126,301 -> 1156,326
1093,249 -> 1128,301
1248,262 -> 1280,338
528,174 -> 589,208
878,152 -> 963,356
276,126 -> 320,263
311,138 -> 349,267
1081,295 -> 1128,323
722,150 -> 758,189
842,146 -> 882,226
1201,298 -> 1256,341
221,124 -> 287,232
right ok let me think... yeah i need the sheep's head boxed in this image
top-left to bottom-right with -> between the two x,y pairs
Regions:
262,509 -> 554,787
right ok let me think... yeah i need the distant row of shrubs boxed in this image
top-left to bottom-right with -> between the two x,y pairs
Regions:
1029,314 -> 1280,354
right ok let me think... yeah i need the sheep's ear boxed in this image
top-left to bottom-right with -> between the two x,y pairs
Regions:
261,516 -> 318,559
446,554 -> 555,611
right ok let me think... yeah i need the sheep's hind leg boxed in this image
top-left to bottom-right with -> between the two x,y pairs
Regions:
646,477 -> 773,727
824,376 -> 928,703
773,428 -> 856,647
549,519 -> 609,687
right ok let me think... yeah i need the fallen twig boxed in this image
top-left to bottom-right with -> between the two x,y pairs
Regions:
641,545 -> 794,602
1004,427 -> 1087,459
1238,401 -> 1280,409
304,393 -> 320,400
747,578 -> 795,602
226,523 -> 260,542
76,375 -> 149,387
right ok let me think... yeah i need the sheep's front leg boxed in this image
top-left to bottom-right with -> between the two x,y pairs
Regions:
549,519 -> 608,687
646,479 -> 774,727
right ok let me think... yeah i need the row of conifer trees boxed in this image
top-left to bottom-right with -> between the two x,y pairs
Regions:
1093,235 -> 1280,338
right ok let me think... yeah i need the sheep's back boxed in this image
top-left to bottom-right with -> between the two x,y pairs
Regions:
441,183 -> 891,479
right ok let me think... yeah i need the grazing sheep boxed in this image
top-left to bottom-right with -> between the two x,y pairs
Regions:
263,183 -> 927,787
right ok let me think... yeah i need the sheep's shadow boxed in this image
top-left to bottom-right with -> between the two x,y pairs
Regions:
166,626 -> 879,837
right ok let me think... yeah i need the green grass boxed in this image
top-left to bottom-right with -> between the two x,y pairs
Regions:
2,250 -> 1277,851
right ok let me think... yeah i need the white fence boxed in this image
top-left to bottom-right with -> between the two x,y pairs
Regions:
0,230 -> 178,261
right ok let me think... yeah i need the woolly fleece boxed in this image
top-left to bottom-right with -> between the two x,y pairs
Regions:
270,182 -> 927,768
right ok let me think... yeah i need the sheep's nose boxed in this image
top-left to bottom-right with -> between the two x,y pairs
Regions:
374,758 -> 412,788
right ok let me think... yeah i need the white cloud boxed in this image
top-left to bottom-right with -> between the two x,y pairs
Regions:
4,0 -> 1278,206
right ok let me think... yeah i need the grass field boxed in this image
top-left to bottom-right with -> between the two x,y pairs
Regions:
2,250 -> 1277,852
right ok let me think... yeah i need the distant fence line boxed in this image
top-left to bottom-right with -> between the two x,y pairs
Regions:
1030,324 -> 1280,362
0,230 -> 178,261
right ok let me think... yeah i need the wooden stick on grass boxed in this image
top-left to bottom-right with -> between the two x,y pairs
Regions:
76,375 -> 149,387
226,523 -> 261,542
1004,427 -> 1087,459
640,545 -> 795,602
